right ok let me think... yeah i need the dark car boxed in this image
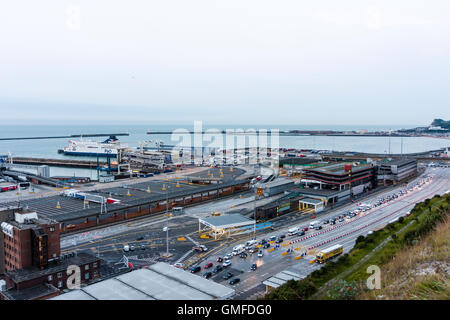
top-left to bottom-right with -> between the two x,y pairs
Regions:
239,252 -> 247,258
191,266 -> 201,273
136,236 -> 144,241
263,243 -> 271,249
203,271 -> 212,279
315,225 -> 322,230
216,257 -> 223,263
297,230 -> 305,236
323,219 -> 329,224
223,272 -> 233,280
259,239 -> 267,245
249,247 -> 257,253
229,278 -> 240,285
204,262 -> 213,269
251,263 -> 257,271
213,265 -> 223,273
275,238 -> 283,243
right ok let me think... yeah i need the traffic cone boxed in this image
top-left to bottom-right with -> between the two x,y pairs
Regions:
56,201 -> 61,209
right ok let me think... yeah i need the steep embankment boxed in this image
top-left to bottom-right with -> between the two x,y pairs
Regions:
262,194 -> 449,300
355,217 -> 449,300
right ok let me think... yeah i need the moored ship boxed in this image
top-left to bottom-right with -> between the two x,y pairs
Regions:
58,136 -> 127,157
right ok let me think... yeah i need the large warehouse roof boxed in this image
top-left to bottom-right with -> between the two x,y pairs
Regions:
51,262 -> 235,300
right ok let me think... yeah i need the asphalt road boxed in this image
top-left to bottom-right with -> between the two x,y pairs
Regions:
194,167 -> 449,298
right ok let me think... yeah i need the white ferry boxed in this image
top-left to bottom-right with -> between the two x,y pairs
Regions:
58,136 -> 127,157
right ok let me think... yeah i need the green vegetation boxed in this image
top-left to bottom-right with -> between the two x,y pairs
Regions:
261,194 -> 449,300
431,118 -> 450,129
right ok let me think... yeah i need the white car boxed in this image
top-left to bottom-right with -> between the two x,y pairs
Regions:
224,253 -> 232,260
173,263 -> 185,268
223,260 -> 232,267
257,251 -> 263,258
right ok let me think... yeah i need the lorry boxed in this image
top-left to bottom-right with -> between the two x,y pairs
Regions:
315,244 -> 343,264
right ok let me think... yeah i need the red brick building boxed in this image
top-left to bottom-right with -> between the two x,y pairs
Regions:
1,211 -> 100,300
2,211 -> 60,272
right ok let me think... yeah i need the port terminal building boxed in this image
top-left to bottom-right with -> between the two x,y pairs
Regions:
377,159 -> 417,183
299,162 -> 377,205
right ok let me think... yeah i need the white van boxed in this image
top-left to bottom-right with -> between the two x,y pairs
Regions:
232,244 -> 245,255
309,220 -> 319,229
245,240 -> 258,248
288,227 -> 300,236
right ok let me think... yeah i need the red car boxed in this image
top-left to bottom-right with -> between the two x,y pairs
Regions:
301,227 -> 309,232
204,262 -> 213,269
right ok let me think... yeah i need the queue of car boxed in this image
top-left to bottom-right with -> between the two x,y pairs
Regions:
185,177 -> 432,287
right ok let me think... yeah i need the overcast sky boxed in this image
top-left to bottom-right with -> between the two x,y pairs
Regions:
0,1 -> 449,126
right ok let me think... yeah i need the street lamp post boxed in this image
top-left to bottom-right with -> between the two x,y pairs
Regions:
163,184 -> 172,258
253,184 -> 257,239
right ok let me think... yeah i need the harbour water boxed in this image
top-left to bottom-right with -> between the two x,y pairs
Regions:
1,124 -> 448,156
1,124 -> 448,179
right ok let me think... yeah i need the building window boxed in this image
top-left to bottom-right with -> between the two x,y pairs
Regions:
84,273 -> 90,280
85,265 -> 89,271
48,275 -> 53,282
93,271 -> 98,277
93,262 -> 97,268
57,281 -> 62,288
57,272 -> 62,278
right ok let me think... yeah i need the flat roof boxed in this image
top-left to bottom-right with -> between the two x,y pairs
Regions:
305,162 -> 373,176
299,198 -> 323,205
51,262 -> 235,300
279,158 -> 320,165
382,159 -> 417,166
7,252 -> 99,283
2,167 -> 249,223
297,188 -> 343,199
262,270 -> 304,288
2,283 -> 59,300
262,179 -> 295,188
199,214 -> 254,229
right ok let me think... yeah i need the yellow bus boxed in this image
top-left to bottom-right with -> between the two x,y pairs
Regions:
316,244 -> 343,264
